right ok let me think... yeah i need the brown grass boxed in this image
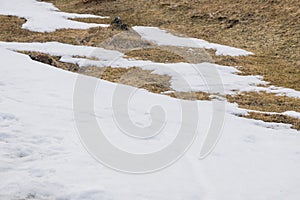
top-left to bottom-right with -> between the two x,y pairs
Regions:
70,17 -> 111,24
0,15 -> 118,46
79,66 -> 172,93
2,0 -> 300,129
166,91 -> 211,101
227,92 -> 300,113
21,51 -> 212,100
125,46 -> 213,63
228,92 -> 300,131
209,52 -> 300,91
43,0 -> 299,90
20,51 -> 79,72
125,48 -> 187,63
245,112 -> 300,130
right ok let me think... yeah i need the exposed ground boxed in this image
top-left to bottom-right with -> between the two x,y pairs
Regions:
245,112 -> 300,130
79,66 -> 172,93
44,0 -> 299,90
1,0 -> 299,129
0,15 -> 118,46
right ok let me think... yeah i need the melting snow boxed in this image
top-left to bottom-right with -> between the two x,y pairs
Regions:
133,26 -> 253,56
0,0 -> 109,32
0,1 -> 300,199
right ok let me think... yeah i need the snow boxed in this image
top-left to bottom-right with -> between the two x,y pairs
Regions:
0,41 -> 266,95
0,0 -> 109,32
238,85 -> 300,99
133,26 -> 253,56
1,42 -> 300,200
283,111 -> 300,119
1,0 -> 300,199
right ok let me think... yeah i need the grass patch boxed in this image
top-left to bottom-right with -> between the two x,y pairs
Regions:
166,91 -> 211,101
43,0 -> 299,91
2,0 -> 299,129
79,66 -> 172,93
0,15 -> 118,46
20,51 -> 79,72
209,52 -> 300,91
227,92 -> 300,113
125,48 -> 187,63
245,112 -> 300,130
70,17 -> 111,24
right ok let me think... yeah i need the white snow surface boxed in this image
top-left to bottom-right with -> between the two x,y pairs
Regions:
283,111 -> 300,119
133,26 -> 253,56
0,0 -> 109,32
1,45 -> 300,200
0,41 -> 266,95
1,1 -> 300,199
2,41 -> 299,98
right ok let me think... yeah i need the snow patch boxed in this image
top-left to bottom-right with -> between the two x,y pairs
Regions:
283,111 -> 300,119
0,41 -> 265,95
133,26 -> 253,56
0,0 -> 109,32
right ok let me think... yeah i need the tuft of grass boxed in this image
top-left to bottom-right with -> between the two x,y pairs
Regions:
70,17 -> 111,24
20,51 -> 79,72
0,15 -> 119,46
209,52 -> 300,91
125,48 -> 187,63
227,92 -> 300,113
245,112 -> 300,130
228,91 -> 300,131
79,66 -> 172,93
166,91 -> 211,101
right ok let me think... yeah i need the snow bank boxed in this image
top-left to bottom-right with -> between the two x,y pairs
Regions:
0,41 -> 266,95
1,47 -> 300,200
133,26 -> 253,56
0,0 -> 109,32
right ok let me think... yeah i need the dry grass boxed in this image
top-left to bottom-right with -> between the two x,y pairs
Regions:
20,51 -> 79,72
21,51 -> 212,100
70,17 -> 111,24
227,92 -> 300,113
229,92 -> 300,130
209,52 -> 300,91
0,15 -> 119,46
125,48 -> 187,63
79,66 -> 213,100
43,0 -> 299,90
2,0 -> 300,129
125,46 -> 213,63
166,91 -> 211,101
245,112 -> 300,130
79,66 -> 172,93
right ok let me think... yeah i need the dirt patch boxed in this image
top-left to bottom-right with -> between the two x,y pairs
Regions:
227,92 -> 300,113
20,51 -> 79,72
244,112 -> 300,131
